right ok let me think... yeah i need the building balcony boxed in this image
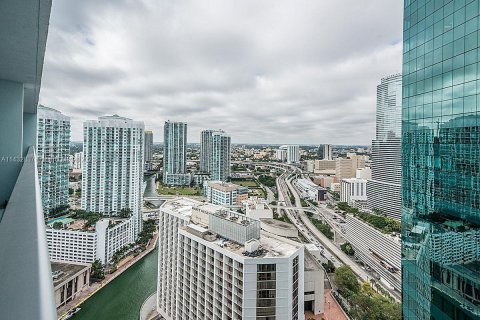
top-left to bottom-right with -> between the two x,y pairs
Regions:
0,147 -> 56,319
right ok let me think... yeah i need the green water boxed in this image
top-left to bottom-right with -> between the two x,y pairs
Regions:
72,248 -> 158,320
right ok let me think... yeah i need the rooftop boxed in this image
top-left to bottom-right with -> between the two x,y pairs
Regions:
304,250 -> 323,272
260,218 -> 296,232
51,261 -> 90,289
161,198 -> 203,218
207,181 -> 242,192
182,224 -> 300,258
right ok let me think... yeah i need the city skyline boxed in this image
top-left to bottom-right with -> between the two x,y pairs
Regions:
39,0 -> 403,145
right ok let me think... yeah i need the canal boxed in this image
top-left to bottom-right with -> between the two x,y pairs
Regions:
72,248 -> 158,320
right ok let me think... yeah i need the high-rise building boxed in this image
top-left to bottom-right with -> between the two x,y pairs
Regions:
402,2 -> 480,319
275,148 -> 287,161
144,130 -> 153,171
286,145 -> 300,164
211,131 -> 231,181
200,129 -> 214,172
36,105 -> 71,218
317,144 -> 333,160
157,198 -> 308,320
367,74 -> 402,220
163,121 -> 191,185
82,115 -> 144,236
200,129 -> 231,181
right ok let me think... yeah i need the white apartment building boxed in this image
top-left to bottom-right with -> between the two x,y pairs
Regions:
356,167 -> 372,180
36,105 -> 71,217
82,115 -> 144,237
46,217 -> 134,265
344,214 -> 401,291
275,149 -> 287,162
46,228 -> 97,264
203,181 -> 248,206
340,178 -> 368,206
157,198 -> 314,320
296,179 -> 327,202
286,145 -> 300,164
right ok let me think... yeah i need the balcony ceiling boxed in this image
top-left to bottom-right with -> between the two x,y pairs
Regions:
0,0 -> 51,113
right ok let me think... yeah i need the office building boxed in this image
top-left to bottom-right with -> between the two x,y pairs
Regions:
367,74 -> 402,220
163,121 -> 190,185
36,105 -> 70,218
157,198 -> 322,320
317,144 -> 333,160
82,115 -> 144,236
402,2 -> 480,319
335,156 -> 366,181
203,181 -> 248,206
286,145 -> 300,164
52,261 -> 91,309
0,1 -> 57,318
144,130 -> 153,171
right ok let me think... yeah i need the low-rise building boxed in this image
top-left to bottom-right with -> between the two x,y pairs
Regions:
52,261 -> 91,308
296,178 -> 327,202
330,183 -> 341,193
46,216 -> 135,265
204,181 -> 248,206
244,199 -> 273,219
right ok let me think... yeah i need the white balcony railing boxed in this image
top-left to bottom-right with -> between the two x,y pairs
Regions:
0,146 -> 56,319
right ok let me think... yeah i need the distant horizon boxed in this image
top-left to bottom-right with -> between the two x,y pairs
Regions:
70,140 -> 370,147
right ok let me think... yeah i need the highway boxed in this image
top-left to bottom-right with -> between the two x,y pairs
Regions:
283,174 -> 370,282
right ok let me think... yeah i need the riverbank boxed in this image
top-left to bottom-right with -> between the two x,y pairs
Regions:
58,233 -> 158,320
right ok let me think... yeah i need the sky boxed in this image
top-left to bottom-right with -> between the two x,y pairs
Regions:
39,0 -> 403,145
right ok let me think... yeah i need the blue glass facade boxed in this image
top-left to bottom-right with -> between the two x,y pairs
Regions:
402,0 -> 480,319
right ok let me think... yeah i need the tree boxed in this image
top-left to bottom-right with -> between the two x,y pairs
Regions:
119,208 -> 132,218
340,242 -> 355,256
52,221 -> 63,229
335,265 -> 360,298
68,188 -> 74,195
322,260 -> 336,273
91,259 -> 105,280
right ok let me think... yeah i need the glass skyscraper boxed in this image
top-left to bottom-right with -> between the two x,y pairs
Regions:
402,1 -> 480,319
163,121 -> 191,185
36,105 -> 70,218
367,74 -> 402,220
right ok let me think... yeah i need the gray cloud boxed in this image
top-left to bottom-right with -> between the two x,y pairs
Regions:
40,0 -> 403,144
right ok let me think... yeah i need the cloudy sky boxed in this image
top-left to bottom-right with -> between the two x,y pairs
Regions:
39,0 -> 403,144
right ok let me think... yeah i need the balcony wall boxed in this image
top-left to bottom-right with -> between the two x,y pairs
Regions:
0,146 -> 56,319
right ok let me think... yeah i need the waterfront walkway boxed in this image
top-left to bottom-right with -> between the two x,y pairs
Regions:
139,292 -> 160,320
57,233 -> 158,320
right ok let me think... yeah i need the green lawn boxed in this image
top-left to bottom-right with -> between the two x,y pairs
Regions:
233,179 -> 259,187
157,186 -> 200,196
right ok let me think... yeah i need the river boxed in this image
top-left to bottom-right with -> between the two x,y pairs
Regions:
72,248 -> 158,320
